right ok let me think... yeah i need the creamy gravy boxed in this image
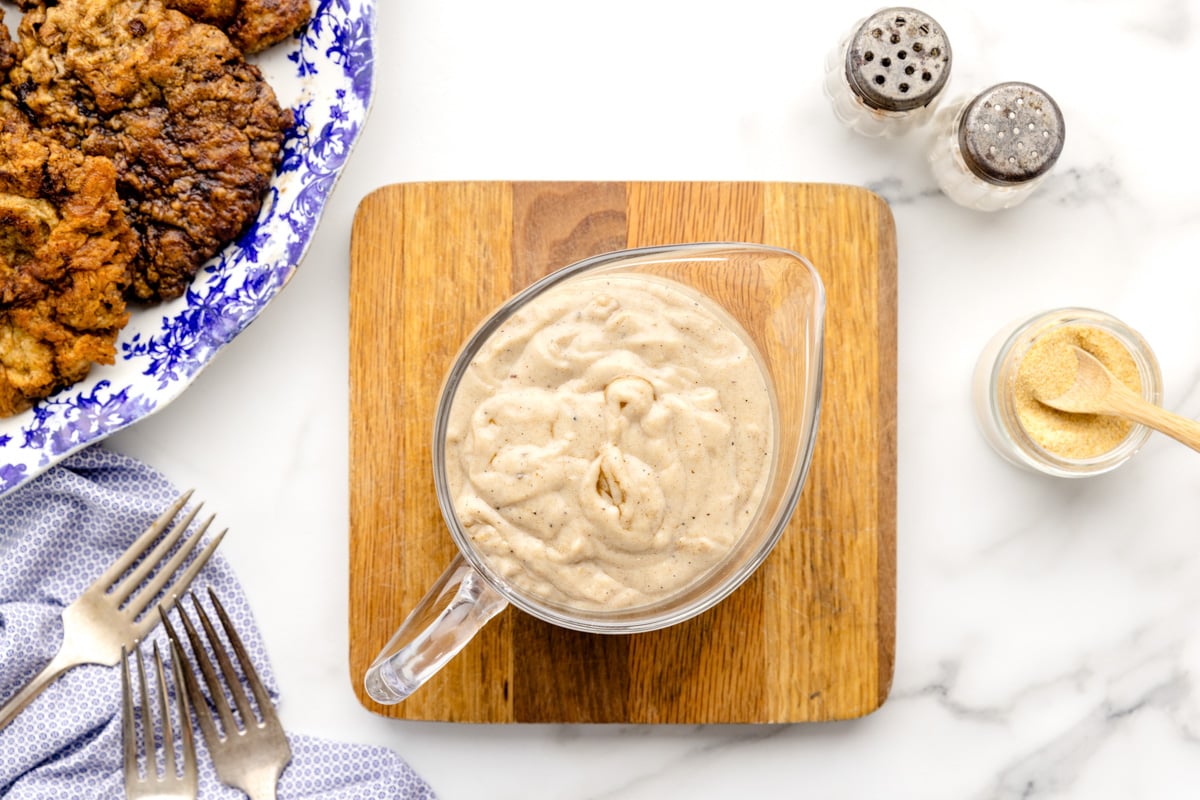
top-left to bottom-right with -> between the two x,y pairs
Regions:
445,273 -> 775,611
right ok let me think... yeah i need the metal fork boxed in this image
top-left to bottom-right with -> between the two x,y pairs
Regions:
122,640 -> 198,799
0,491 -> 225,730
164,589 -> 292,800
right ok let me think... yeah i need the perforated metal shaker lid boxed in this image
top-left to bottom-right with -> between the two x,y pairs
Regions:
957,82 -> 1065,185
844,7 -> 951,112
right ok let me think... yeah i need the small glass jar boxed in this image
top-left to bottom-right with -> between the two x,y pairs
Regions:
929,81 -> 1065,211
973,308 -> 1163,477
824,7 -> 952,138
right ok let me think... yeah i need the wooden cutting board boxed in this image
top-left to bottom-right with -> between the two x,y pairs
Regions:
348,181 -> 896,723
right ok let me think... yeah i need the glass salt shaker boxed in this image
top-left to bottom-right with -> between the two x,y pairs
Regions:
824,7 -> 952,137
928,81 -> 1065,211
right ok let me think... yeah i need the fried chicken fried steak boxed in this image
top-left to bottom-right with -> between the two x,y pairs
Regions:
166,0 -> 312,54
0,99 -> 137,417
10,0 -> 312,54
4,0 -> 293,300
0,0 -> 304,417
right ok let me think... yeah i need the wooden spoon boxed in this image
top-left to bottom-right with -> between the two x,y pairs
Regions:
1033,345 -> 1200,453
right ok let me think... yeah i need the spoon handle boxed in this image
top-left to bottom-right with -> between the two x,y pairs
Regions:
1108,384 -> 1200,453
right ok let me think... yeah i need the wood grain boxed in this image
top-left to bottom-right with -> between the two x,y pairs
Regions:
348,181 -> 896,723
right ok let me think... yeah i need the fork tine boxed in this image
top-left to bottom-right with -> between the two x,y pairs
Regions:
161,606 -> 222,754
206,588 -> 280,728
109,503 -> 203,610
123,633 -> 199,799
120,646 -> 137,785
167,639 -> 197,781
116,508 -> 209,610
134,644 -> 153,781
130,526 -> 227,640
151,641 -> 176,780
190,591 -> 256,730
173,595 -> 239,740
169,642 -> 196,777
97,491 -> 194,589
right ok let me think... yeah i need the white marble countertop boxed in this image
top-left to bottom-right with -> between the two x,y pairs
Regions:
109,1 -> 1200,797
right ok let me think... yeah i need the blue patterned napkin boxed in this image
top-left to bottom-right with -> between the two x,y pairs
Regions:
0,446 -> 434,799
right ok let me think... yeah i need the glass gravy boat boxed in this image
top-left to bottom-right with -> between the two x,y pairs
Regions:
365,243 -> 825,703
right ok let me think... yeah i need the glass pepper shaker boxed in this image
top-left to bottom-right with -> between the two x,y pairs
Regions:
824,7 -> 953,138
928,81 -> 1066,211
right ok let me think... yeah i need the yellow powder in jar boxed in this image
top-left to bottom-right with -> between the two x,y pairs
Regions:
1014,325 -> 1142,459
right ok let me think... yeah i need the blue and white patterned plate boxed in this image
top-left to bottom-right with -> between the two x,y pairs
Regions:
0,0 -> 376,497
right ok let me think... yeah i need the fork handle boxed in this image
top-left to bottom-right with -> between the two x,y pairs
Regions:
0,648 -> 81,731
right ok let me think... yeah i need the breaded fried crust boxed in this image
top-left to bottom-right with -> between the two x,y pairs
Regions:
5,0 -> 292,300
0,11 -> 19,75
0,103 -> 137,417
168,0 -> 313,54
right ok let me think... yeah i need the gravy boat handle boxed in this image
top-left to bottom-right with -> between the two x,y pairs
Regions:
364,554 -> 508,704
